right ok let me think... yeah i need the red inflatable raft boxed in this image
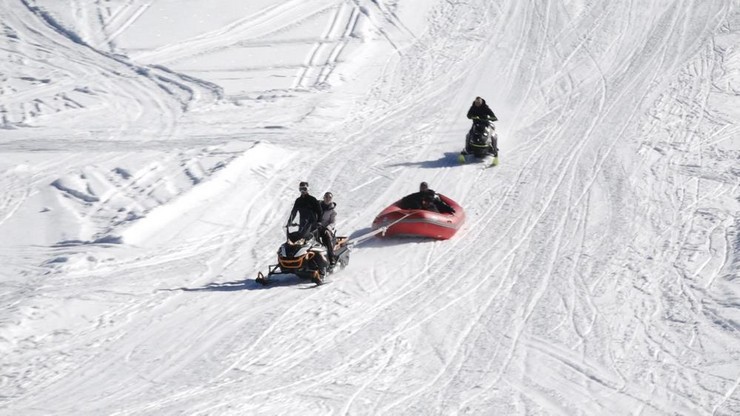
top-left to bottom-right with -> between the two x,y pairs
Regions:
372,194 -> 465,240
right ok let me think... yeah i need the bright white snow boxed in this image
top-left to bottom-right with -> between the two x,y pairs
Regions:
1,0 -> 739,415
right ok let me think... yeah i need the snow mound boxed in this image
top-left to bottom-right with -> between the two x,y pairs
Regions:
121,141 -> 294,246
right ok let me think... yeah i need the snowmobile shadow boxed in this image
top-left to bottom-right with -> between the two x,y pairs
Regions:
175,276 -> 322,291
386,152 -> 461,169
249,276 -> 317,289
170,279 -> 257,292
171,278 -> 306,292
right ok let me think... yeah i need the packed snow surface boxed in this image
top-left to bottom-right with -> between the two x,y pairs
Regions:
1,0 -> 739,415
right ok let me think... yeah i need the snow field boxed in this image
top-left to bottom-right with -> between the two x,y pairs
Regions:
0,0 -> 738,415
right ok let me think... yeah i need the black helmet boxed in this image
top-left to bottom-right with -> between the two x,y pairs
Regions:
420,181 -> 429,190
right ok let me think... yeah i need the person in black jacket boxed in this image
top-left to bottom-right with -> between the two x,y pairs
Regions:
287,181 -> 322,240
318,191 -> 337,264
400,181 -> 432,209
400,182 -> 455,213
466,96 -> 497,121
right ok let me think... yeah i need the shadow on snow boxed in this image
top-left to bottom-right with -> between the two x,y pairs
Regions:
386,152 -> 461,169
168,277 -> 313,292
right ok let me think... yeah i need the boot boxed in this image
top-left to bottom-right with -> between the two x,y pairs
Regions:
312,270 -> 324,285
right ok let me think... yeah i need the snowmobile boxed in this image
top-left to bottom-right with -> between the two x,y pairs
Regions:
255,224 -> 350,286
458,116 -> 499,165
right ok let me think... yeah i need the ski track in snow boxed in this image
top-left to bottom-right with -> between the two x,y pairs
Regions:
1,0 -> 739,415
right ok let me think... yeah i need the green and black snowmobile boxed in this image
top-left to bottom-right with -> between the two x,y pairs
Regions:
459,116 -> 499,166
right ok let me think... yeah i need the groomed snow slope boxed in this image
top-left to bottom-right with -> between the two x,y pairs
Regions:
1,0 -> 739,415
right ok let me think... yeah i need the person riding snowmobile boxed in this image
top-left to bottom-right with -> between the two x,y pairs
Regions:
257,188 -> 349,286
464,96 -> 499,158
466,96 -> 497,121
318,191 -> 337,265
287,181 -> 322,240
